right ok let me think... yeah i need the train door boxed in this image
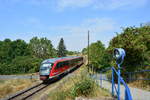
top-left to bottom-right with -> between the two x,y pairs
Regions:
51,62 -> 61,76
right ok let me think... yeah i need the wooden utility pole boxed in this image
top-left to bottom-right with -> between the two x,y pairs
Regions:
88,30 -> 90,71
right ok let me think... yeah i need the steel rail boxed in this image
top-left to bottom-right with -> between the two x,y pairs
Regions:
3,82 -> 49,100
2,64 -> 83,100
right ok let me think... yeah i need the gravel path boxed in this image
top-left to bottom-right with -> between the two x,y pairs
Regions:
0,75 -> 38,79
94,74 -> 150,100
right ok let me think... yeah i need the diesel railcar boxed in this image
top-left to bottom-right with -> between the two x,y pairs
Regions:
39,56 -> 83,81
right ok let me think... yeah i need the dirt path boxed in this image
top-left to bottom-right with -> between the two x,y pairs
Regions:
96,76 -> 150,100
0,75 -> 38,79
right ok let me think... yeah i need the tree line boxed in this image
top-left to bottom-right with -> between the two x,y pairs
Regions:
0,37 -> 76,74
1,25 -> 150,76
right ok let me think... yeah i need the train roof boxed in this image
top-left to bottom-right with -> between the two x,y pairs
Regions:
42,56 -> 81,64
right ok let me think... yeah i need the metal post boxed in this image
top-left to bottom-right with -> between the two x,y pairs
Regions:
113,48 -> 126,100
88,30 -> 90,72
100,72 -> 102,87
112,68 -> 114,96
118,64 -> 121,100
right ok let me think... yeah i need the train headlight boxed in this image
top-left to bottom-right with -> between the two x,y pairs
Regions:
113,48 -> 126,65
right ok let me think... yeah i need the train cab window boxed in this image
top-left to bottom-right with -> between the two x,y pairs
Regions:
40,63 -> 53,72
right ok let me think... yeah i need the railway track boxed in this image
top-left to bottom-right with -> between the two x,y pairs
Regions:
2,64 -> 83,100
3,82 -> 50,100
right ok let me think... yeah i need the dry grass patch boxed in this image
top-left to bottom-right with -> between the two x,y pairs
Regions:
129,80 -> 150,91
0,79 -> 38,98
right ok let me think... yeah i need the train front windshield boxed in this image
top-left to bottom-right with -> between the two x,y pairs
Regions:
40,63 -> 53,75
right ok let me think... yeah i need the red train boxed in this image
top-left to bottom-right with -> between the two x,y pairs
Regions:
39,56 -> 84,81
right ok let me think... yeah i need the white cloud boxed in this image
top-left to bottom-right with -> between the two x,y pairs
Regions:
0,17 -> 118,51
93,0 -> 148,10
57,0 -> 93,10
49,18 -> 118,51
1,0 -> 148,11
55,0 -> 148,11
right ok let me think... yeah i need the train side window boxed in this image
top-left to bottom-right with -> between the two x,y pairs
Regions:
64,61 -> 69,66
70,60 -> 73,66
73,59 -> 75,66
60,62 -> 63,68
69,60 -> 71,66
56,63 -> 60,69
63,61 -> 66,66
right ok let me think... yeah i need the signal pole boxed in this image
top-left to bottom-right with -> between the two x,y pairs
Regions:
88,30 -> 90,72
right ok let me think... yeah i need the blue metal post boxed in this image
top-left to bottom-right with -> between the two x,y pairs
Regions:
118,64 -> 121,100
112,68 -> 114,96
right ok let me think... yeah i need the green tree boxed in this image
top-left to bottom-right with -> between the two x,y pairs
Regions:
11,56 -> 42,73
29,37 -> 56,59
0,39 -> 12,63
82,41 -> 111,71
89,41 -> 105,68
67,50 -> 80,56
9,39 -> 30,59
107,26 -> 150,82
57,38 -> 67,57
82,48 -> 87,55
108,26 -> 150,70
0,56 -> 42,74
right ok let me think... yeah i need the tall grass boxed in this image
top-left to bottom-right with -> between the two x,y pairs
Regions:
0,79 -> 38,98
48,66 -> 111,100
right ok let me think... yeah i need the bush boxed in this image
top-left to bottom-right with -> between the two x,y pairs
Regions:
48,66 -> 111,100
0,56 -> 42,74
70,76 -> 95,98
11,56 -> 42,74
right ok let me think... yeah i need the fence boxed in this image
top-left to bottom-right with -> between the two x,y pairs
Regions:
112,67 -> 132,100
125,69 -> 150,82
99,67 -> 132,100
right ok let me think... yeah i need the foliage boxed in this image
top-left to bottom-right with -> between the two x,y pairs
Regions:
57,38 -> 67,57
108,26 -> 150,81
70,76 -> 95,97
0,39 -> 30,64
108,26 -> 150,70
89,41 -> 105,68
0,37 -> 57,74
82,41 -> 112,71
67,50 -> 80,55
29,37 -> 57,59
82,48 -> 87,55
48,66 -> 111,100
48,90 -> 67,100
12,56 -> 42,73
0,56 -> 42,74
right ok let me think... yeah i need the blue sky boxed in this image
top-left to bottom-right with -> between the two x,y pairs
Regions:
0,0 -> 150,51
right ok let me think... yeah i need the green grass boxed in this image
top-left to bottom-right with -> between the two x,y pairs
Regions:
0,80 -> 5,84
